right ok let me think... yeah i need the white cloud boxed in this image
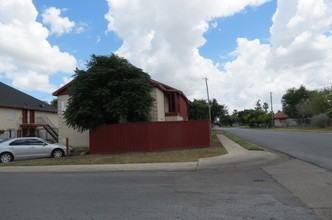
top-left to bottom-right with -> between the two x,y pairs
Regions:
105,0 -> 269,109
268,0 -> 332,70
105,0 -> 332,112
226,0 -> 332,111
0,0 -> 77,93
42,7 -> 75,36
75,22 -> 88,34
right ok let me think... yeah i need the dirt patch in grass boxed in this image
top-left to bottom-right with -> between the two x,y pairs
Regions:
0,132 -> 227,166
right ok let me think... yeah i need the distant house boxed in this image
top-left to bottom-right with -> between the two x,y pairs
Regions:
0,82 -> 58,140
273,111 -> 289,127
52,79 -> 188,147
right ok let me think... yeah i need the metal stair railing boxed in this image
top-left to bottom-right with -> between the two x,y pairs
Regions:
36,116 -> 59,141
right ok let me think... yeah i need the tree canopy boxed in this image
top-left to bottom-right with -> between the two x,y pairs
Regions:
231,108 -> 271,128
64,54 -> 154,132
281,85 -> 332,119
50,98 -> 58,108
188,98 -> 228,124
188,99 -> 209,121
281,85 -> 310,118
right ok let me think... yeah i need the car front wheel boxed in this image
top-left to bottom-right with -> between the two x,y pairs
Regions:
0,152 -> 13,163
52,149 -> 64,158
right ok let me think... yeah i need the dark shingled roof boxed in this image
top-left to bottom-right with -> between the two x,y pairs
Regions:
0,82 -> 57,112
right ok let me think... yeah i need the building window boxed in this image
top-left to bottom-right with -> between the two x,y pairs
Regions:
22,109 -> 28,124
61,101 -> 67,112
167,93 -> 176,112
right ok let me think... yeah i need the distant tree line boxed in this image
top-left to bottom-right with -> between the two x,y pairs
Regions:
281,85 -> 332,127
281,85 -> 332,118
187,84 -> 332,128
188,99 -> 272,128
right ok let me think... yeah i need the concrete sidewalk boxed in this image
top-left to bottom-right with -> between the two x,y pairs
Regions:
198,134 -> 277,169
264,159 -> 332,220
0,134 -> 277,173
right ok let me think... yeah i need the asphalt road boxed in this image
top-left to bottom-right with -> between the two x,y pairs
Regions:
0,169 -> 319,220
219,127 -> 332,171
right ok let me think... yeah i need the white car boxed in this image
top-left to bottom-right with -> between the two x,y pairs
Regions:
0,137 -> 73,163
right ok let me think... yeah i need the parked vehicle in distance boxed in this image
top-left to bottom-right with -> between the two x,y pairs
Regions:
0,137 -> 74,163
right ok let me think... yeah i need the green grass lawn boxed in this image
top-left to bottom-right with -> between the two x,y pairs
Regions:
0,131 -> 227,166
220,131 -> 263,151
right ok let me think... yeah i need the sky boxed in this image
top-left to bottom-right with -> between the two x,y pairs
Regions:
1,0 -> 332,113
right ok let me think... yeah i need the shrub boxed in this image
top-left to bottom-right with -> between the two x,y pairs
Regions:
327,108 -> 332,119
311,114 -> 329,128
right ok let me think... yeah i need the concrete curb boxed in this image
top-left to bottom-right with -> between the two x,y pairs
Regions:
0,162 -> 198,173
0,134 -> 278,173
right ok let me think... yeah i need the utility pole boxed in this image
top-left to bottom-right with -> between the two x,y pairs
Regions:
270,92 -> 274,128
204,77 -> 212,125
204,77 -> 212,147
330,85 -> 332,106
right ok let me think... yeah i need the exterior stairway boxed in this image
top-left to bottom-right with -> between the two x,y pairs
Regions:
36,116 -> 59,141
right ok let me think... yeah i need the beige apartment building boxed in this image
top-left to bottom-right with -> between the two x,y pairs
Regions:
52,79 -> 188,148
0,82 -> 58,141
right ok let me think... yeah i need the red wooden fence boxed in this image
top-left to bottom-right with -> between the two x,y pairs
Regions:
89,120 -> 210,154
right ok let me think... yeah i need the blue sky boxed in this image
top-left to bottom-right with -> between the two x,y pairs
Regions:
35,0 -> 121,58
200,1 -> 276,62
33,0 -> 122,87
1,0 -> 332,112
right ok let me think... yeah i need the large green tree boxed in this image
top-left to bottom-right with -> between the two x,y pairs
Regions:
64,54 -> 154,132
234,108 -> 271,127
307,89 -> 331,115
281,86 -> 332,118
219,113 -> 236,127
282,85 -> 310,118
188,98 -> 227,124
245,109 -> 272,127
188,99 -> 208,120
210,99 -> 228,123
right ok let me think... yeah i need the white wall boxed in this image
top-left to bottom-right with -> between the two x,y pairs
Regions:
0,107 -> 58,139
0,108 -> 21,131
150,88 -> 166,121
57,95 -> 89,148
